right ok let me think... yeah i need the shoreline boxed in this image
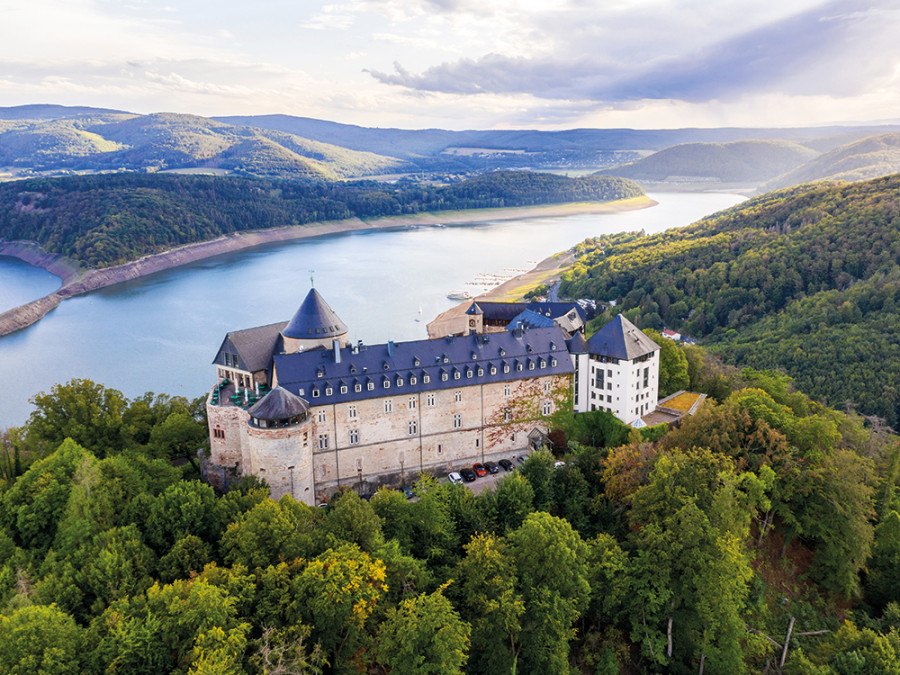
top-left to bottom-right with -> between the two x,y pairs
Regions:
0,195 -> 656,337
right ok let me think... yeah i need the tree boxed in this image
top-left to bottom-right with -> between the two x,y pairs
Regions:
457,533 -> 524,674
518,449 -> 556,511
375,585 -> 471,675
294,543 -> 387,668
865,510 -> 900,611
221,497 -> 322,569
0,604 -> 84,675
507,511 -> 590,674
148,411 -> 207,472
493,473 -> 535,532
645,329 -> 689,396
25,379 -> 129,457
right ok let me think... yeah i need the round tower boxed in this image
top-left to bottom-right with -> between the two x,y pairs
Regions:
281,288 -> 350,353
245,386 -> 316,504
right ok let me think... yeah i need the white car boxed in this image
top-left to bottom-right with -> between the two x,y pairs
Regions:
448,471 -> 463,485
554,460 -> 566,469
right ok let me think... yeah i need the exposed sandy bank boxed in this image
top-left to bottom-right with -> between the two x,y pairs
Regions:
0,195 -> 655,337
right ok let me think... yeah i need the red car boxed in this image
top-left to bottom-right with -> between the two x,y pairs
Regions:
473,463 -> 487,477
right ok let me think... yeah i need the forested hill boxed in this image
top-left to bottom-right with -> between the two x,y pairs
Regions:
561,173 -> 900,426
0,171 -> 643,268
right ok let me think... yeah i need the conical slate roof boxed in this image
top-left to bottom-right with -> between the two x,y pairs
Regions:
283,288 -> 348,340
248,386 -> 309,421
587,314 -> 659,361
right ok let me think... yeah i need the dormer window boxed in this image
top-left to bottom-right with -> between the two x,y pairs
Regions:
527,344 -> 534,353
516,363 -> 523,372
540,360 -> 546,368
490,366 -> 496,375
499,348 -> 506,356
312,388 -> 320,397
367,381 -> 375,391
471,352 -> 478,360
477,368 -> 484,376
443,355 -> 449,363
325,387 -> 333,395
384,378 -> 391,389
423,374 -> 431,383
414,357 -> 421,366
355,383 -> 362,393
528,361 -> 535,370
466,369 -> 473,378
551,358 -> 557,366
396,377 -> 404,387
340,385 -> 348,394
454,370 -> 461,380
410,376 -> 417,385
442,372 -> 449,382
350,365 -> 357,374
383,361 -> 390,370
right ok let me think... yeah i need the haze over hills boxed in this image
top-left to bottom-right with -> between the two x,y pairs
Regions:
4,105 -> 900,188
761,132 -> 900,192
593,139 -> 818,185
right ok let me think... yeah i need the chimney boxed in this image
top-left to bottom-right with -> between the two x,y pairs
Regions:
333,339 -> 341,363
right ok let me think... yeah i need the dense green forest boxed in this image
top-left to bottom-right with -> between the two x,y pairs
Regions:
3,338 -> 900,673
0,171 -> 644,268
561,174 -> 900,427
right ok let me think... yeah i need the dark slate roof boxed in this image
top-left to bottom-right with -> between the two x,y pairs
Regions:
273,326 -> 573,407
508,309 -> 556,330
248,386 -> 310,421
283,288 -> 348,340
566,332 -> 589,354
212,321 -> 288,372
587,314 -> 659,361
466,301 -> 527,322
466,300 -> 586,323
525,301 -> 587,322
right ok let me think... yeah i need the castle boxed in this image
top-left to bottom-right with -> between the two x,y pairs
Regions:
206,288 -> 659,505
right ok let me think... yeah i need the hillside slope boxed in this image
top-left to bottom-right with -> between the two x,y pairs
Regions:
762,132 -> 900,190
561,174 -> 900,425
593,139 -> 818,184
0,171 -> 643,268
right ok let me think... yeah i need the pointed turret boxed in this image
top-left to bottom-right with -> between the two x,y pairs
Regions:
281,288 -> 350,353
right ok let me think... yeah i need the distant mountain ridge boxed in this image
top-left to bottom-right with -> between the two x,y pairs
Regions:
593,139 -> 818,184
761,132 -> 900,191
3,105 -> 900,184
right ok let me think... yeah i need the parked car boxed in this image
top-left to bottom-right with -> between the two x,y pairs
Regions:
484,461 -> 500,474
460,467 -> 477,482
473,462 -> 487,477
517,454 -> 529,464
448,472 -> 463,485
554,460 -> 566,469
498,459 -> 514,471
401,486 -> 415,499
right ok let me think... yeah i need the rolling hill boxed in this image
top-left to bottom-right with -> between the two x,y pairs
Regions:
761,132 -> 900,191
561,173 -> 900,426
593,139 -> 819,185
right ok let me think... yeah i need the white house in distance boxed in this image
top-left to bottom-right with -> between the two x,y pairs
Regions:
570,314 -> 660,424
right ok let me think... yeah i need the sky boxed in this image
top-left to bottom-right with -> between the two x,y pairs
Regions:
1,0 -> 899,130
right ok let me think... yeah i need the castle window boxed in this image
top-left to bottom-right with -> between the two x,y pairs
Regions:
476,438 -> 480,448
455,391 -> 462,402
453,413 -> 462,429
312,389 -> 320,398
318,410 -> 327,423
544,381 -> 551,393
385,400 -> 393,413
367,382 -> 375,391
349,405 -> 357,418
504,410 -> 511,422
511,433 -> 516,442
213,428 -> 225,440
423,375 -> 431,384
384,379 -> 391,389
340,385 -> 347,394
437,444 -> 442,454
349,429 -> 359,445
542,401 -> 552,416
410,376 -> 417,385
409,397 -> 417,409
318,434 -> 329,450
426,393 -> 435,406
504,384 -> 511,396
325,387 -> 333,396
355,383 -> 362,393
408,420 -> 418,435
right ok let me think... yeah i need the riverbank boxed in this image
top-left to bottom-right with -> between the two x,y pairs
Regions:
0,195 -> 655,337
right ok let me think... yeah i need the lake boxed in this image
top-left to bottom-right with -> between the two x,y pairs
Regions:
0,192 -> 744,428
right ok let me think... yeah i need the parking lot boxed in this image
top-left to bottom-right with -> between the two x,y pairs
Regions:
445,455 -> 528,495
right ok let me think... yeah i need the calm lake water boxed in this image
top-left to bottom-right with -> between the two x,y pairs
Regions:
0,192 -> 744,428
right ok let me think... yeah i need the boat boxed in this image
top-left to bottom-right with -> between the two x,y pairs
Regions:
447,290 -> 473,301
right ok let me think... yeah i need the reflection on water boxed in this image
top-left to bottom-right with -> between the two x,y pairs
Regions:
0,193 -> 744,427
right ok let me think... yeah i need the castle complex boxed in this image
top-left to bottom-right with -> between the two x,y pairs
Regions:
206,288 -> 659,505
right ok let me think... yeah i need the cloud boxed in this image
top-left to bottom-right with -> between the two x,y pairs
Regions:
366,1 -> 900,104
